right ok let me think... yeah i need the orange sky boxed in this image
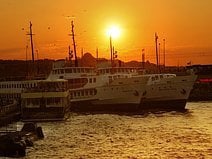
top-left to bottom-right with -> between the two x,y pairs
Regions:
0,0 -> 212,66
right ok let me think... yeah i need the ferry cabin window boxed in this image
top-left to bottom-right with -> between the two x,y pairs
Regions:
93,78 -> 96,83
65,69 -> 72,73
81,91 -> 84,96
89,78 -> 92,83
27,98 -> 40,106
76,68 -> 79,73
90,90 -> 93,95
80,68 -> 85,73
47,98 -> 61,105
85,68 -> 89,73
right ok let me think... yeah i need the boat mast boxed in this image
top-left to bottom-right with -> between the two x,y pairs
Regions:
96,47 -> 99,67
155,33 -> 159,72
110,36 -> 113,67
163,39 -> 166,70
28,21 -> 35,63
159,42 -> 161,73
71,21 -> 78,67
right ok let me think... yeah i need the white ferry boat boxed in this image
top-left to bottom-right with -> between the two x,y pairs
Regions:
68,67 -> 148,111
21,79 -> 70,121
68,68 -> 197,111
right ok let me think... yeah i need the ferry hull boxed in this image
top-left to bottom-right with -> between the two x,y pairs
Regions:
139,99 -> 187,111
70,99 -> 187,112
71,101 -> 140,112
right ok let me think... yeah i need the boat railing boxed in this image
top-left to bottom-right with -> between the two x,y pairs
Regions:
0,99 -> 15,107
97,67 -> 142,75
23,87 -> 67,93
0,100 -> 18,116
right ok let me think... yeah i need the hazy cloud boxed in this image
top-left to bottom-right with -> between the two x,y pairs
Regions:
0,47 -> 24,54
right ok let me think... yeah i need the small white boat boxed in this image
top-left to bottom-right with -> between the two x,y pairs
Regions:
21,79 -> 70,121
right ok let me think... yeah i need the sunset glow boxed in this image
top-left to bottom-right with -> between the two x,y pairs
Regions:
106,25 -> 121,39
0,0 -> 212,66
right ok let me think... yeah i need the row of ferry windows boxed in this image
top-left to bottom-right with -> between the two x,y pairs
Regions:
70,89 -> 97,97
26,98 -> 61,106
52,68 -> 94,74
0,93 -> 20,99
0,83 -> 37,89
99,68 -> 137,74
68,78 -> 96,84
151,74 -> 175,81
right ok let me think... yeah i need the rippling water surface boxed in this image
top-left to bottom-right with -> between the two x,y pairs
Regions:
22,102 -> 212,159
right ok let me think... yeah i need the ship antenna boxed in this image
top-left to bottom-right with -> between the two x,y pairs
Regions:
27,21 -> 35,63
70,21 -> 78,67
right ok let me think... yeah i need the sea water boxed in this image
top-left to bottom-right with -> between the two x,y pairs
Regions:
20,102 -> 212,158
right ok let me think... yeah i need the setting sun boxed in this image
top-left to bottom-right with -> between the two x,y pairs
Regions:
106,25 -> 121,39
